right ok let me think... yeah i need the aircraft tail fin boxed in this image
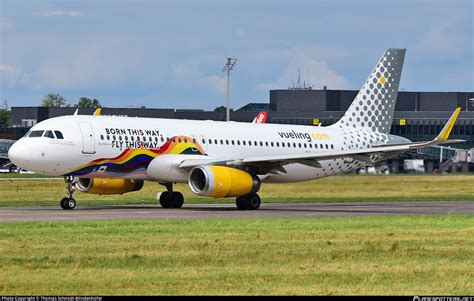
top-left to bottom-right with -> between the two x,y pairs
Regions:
334,48 -> 405,134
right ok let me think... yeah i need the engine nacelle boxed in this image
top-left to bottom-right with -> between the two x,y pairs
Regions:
188,165 -> 260,198
146,154 -> 208,182
75,178 -> 144,195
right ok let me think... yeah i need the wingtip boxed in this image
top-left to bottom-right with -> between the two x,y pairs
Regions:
437,107 -> 461,141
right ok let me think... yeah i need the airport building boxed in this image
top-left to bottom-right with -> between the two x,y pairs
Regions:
2,88 -> 474,172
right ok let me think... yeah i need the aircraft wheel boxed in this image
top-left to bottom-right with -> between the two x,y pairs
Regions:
236,196 -> 248,210
236,193 -> 261,210
159,192 -> 172,208
169,192 -> 184,208
246,193 -> 261,210
60,197 -> 69,210
60,197 -> 76,210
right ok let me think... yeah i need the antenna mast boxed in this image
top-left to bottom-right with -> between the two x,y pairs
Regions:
222,57 -> 237,122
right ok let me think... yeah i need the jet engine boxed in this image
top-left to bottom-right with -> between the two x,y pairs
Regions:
75,178 -> 144,195
188,165 -> 260,198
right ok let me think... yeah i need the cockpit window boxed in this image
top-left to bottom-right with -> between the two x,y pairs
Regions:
29,130 -> 44,138
54,131 -> 64,139
44,131 -> 55,139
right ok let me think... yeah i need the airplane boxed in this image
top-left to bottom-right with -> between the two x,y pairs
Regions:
8,48 -> 463,210
252,112 -> 267,123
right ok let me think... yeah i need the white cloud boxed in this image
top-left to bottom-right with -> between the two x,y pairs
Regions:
0,64 -> 29,86
0,18 -> 15,32
171,59 -> 227,94
257,54 -> 349,91
33,11 -> 82,17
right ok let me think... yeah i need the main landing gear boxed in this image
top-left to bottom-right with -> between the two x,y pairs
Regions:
159,182 -> 184,209
60,176 -> 76,210
236,193 -> 261,210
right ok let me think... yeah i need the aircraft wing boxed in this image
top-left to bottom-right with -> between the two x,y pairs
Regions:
179,108 -> 463,170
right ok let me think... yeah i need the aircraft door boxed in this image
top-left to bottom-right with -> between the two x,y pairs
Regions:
78,122 -> 96,154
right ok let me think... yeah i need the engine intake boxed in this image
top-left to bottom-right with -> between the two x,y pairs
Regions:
188,165 -> 260,198
75,178 -> 144,195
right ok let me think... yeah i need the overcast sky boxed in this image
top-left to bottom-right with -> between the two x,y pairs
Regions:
0,0 -> 472,110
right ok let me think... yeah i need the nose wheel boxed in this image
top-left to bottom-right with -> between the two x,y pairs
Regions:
61,176 -> 76,210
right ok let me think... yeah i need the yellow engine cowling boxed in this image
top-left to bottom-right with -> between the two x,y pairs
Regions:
75,178 -> 144,195
188,165 -> 260,198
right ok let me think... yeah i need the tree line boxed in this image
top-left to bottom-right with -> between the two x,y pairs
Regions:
41,93 -> 101,108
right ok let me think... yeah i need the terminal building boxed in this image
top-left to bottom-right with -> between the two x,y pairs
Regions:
2,88 -> 474,172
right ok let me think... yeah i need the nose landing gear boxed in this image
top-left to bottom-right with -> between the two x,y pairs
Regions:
60,176 -> 76,210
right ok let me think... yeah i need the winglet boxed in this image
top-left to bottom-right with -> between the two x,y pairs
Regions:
436,107 -> 461,141
94,108 -> 102,116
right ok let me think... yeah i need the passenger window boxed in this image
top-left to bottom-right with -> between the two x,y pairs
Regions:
119,136 -> 122,141
331,144 -> 334,149
107,135 -> 110,140
131,136 -> 134,141
309,144 -> 312,148
260,142 -> 263,147
178,138 -> 182,143
231,140 -> 234,145
100,135 -> 104,140
226,140 -> 229,145
243,141 -> 246,146
303,143 -> 306,148
54,131 -> 64,139
293,143 -> 296,148
29,130 -> 44,138
125,136 -> 128,141
44,131 -> 55,139
237,140 -> 240,145
208,139 -> 212,144
265,142 -> 268,147
215,139 -> 218,144
325,144 -> 329,149
184,138 -> 188,143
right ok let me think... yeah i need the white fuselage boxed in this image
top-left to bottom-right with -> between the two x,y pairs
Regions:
8,115 -> 408,183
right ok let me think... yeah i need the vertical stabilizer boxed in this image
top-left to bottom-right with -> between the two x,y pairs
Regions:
335,48 -> 405,134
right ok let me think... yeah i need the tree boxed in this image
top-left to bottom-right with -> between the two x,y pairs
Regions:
0,109 -> 10,128
74,97 -> 101,108
41,93 -> 66,107
214,106 -> 233,113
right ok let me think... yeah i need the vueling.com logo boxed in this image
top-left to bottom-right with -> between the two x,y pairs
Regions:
277,130 -> 330,142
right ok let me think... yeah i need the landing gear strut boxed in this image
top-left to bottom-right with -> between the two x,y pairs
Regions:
60,176 -> 76,210
236,193 -> 261,210
158,182 -> 184,209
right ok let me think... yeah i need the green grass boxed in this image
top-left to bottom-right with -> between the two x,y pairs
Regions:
1,174 -> 474,207
0,216 -> 472,295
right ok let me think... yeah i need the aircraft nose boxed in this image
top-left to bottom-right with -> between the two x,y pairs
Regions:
8,140 -> 31,169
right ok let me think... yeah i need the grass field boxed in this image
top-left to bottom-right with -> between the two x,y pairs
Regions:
0,216 -> 472,295
1,174 -> 474,207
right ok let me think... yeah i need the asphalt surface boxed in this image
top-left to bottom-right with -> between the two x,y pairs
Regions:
0,201 -> 472,221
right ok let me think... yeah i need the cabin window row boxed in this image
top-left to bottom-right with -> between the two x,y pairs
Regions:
99,134 -> 335,150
